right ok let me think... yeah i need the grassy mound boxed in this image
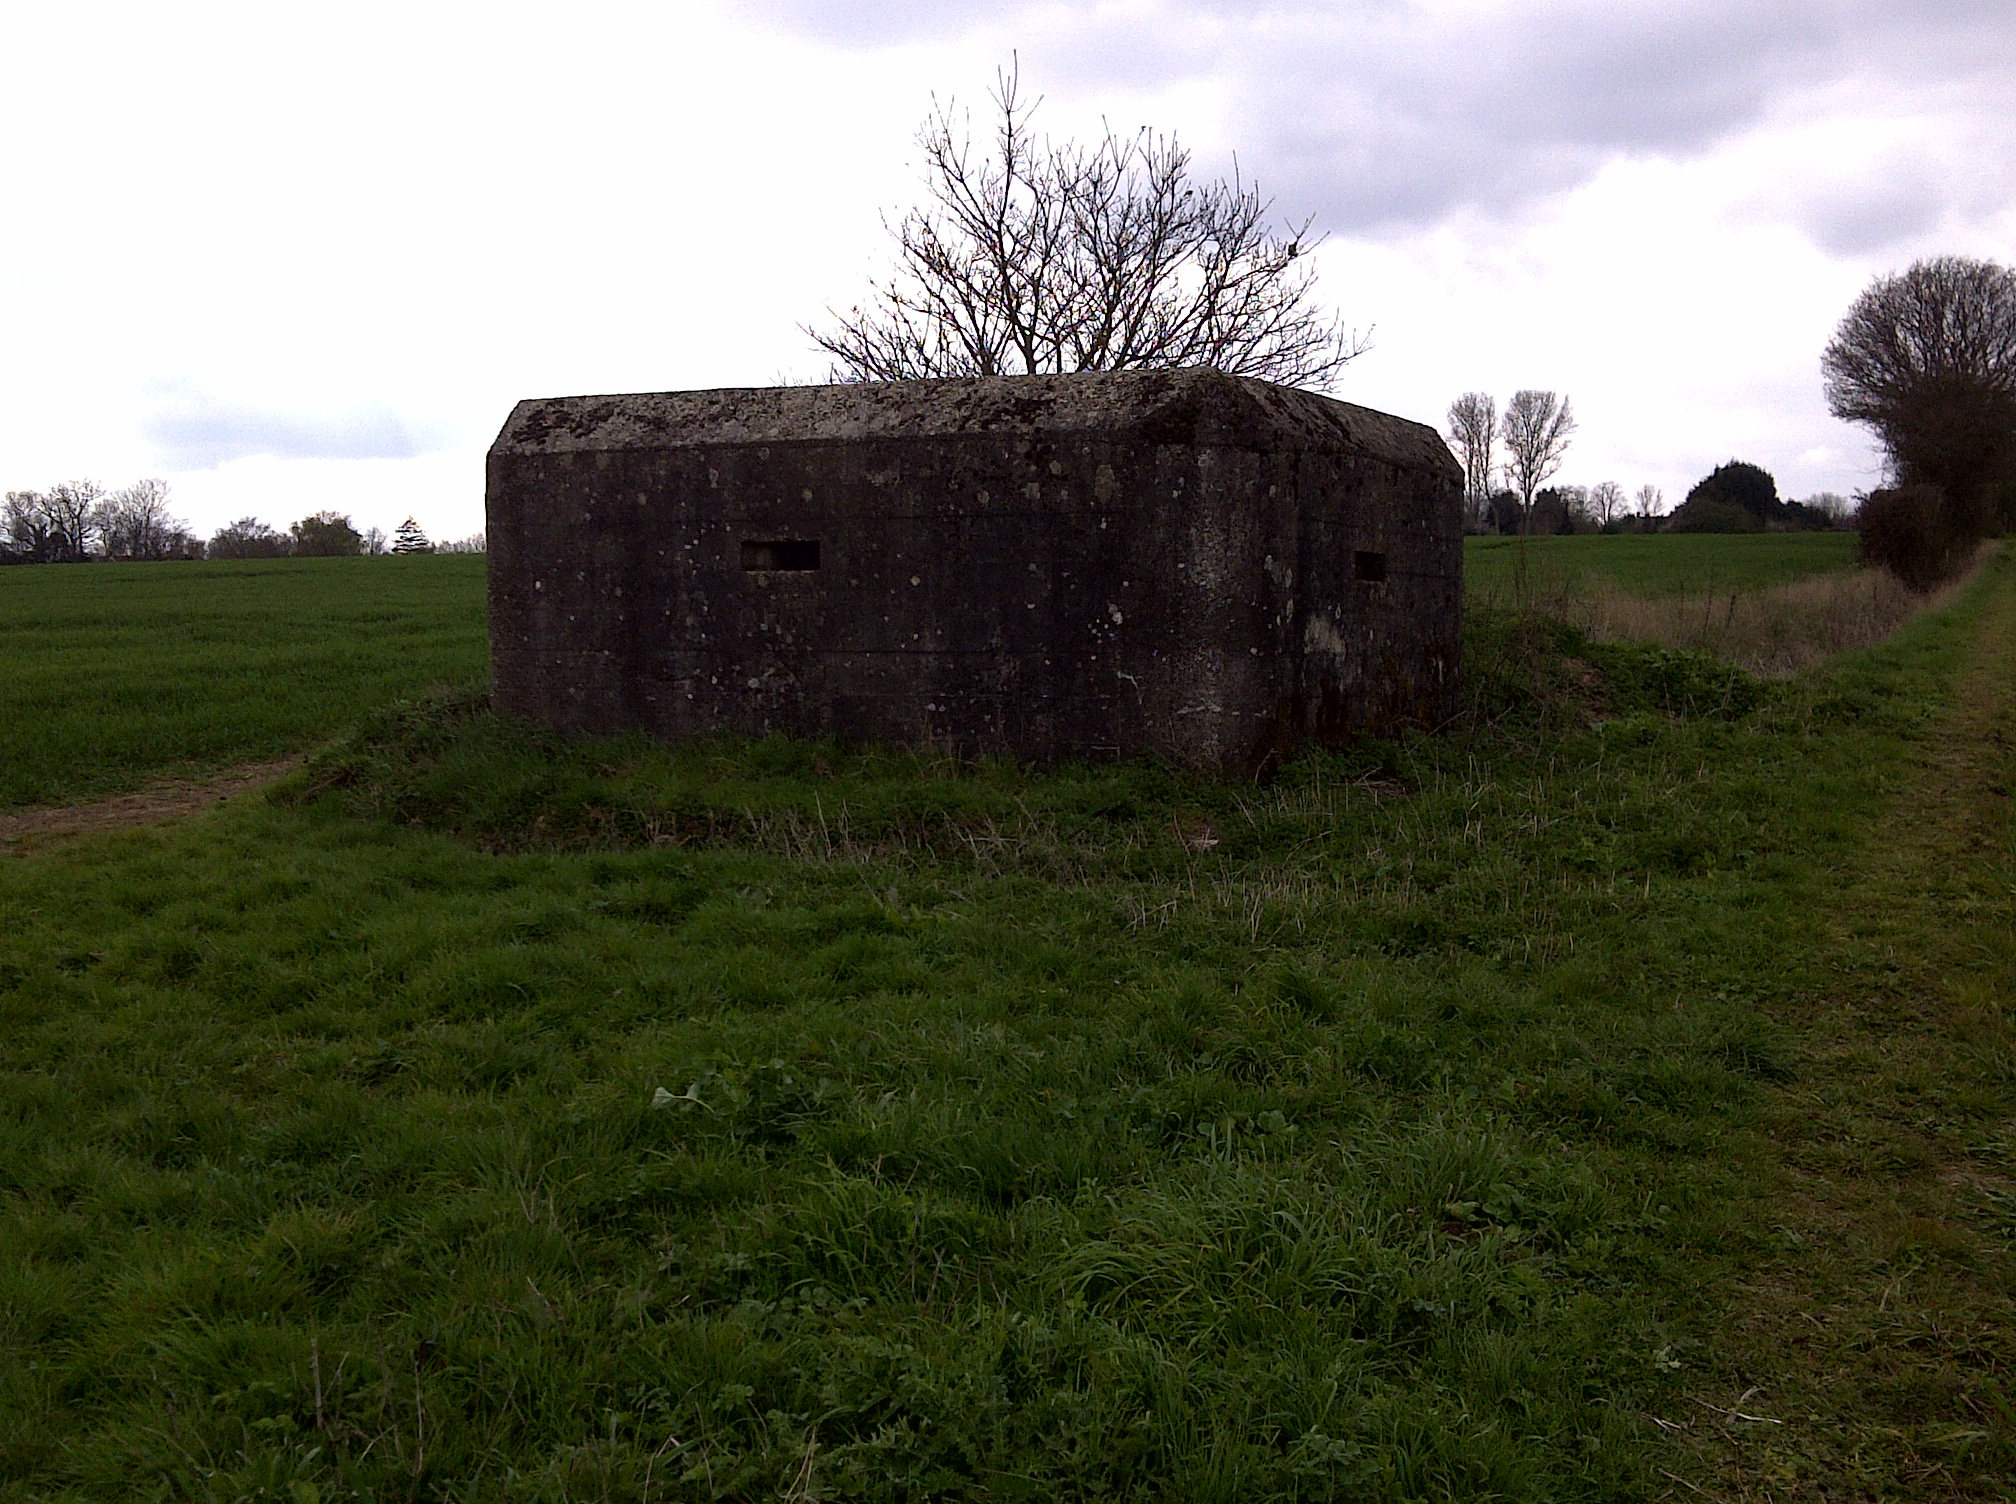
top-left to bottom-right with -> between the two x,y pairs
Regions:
286,610 -> 1765,859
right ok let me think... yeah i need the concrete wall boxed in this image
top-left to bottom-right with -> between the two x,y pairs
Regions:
487,368 -> 1461,773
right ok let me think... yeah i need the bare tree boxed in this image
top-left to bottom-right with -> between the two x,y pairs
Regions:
1635,483 -> 1663,518
1822,255 -> 2016,534
95,478 -> 186,560
3,481 -> 103,562
812,63 -> 1368,388
4,492 -> 56,562
361,525 -> 389,556
1446,392 -> 1497,528
46,481 -> 105,560
1500,390 -> 1576,531
1588,480 -> 1626,529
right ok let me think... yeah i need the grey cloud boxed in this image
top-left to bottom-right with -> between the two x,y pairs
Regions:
1106,0 -> 2011,233
1791,163 -> 1952,256
749,0 -> 2016,234
144,400 -> 428,469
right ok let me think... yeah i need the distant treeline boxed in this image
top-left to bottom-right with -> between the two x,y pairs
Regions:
1469,462 -> 1855,538
2,484 -> 481,564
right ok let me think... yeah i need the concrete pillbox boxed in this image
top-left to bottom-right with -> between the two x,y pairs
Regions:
486,367 -> 1461,774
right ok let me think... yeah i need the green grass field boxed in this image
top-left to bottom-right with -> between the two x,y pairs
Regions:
1464,531 -> 1860,600
0,556 -> 487,808
2,544 -> 2013,1499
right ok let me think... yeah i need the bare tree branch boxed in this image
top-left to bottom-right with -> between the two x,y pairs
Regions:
811,61 -> 1368,389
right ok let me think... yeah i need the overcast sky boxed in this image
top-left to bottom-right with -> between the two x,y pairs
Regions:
3,0 -> 2011,543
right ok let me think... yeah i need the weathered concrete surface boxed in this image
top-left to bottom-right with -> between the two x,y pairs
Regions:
487,368 -> 1461,773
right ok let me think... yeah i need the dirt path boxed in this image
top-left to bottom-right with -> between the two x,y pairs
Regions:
1674,554 -> 2016,1498
0,758 -> 302,854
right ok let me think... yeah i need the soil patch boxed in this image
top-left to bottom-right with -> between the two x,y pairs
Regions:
0,759 -> 301,853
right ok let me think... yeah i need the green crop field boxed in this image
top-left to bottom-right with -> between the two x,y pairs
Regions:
0,555 -> 487,808
2,547 -> 2014,1499
1464,531 -> 1861,600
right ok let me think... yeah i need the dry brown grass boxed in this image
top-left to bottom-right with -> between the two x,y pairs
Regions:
1552,549 -> 1988,676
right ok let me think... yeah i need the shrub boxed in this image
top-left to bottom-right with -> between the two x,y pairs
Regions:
1780,496 -> 1849,531
1682,460 -> 1779,526
1856,485 -> 1960,592
206,517 -> 291,559
1664,497 -> 1761,533
290,511 -> 363,557
1529,487 -> 1595,535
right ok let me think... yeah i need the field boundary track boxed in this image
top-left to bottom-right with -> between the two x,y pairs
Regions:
0,757 -> 300,853
1672,548 -> 2016,1498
